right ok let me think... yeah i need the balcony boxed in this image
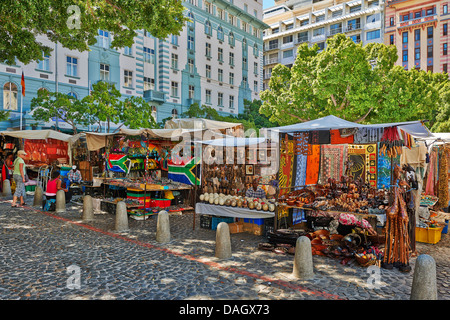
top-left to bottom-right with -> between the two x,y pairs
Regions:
143,89 -> 166,103
264,57 -> 280,66
344,22 -> 361,33
328,27 -> 343,37
264,43 -> 279,51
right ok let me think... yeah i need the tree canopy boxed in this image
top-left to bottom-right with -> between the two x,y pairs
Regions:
0,0 -> 187,65
260,33 -> 449,128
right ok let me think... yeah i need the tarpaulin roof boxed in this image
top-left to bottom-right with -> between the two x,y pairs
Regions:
0,129 -> 80,143
268,115 -> 434,138
164,118 -> 242,131
197,137 -> 267,147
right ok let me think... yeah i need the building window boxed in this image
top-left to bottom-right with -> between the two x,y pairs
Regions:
366,29 -> 381,41
218,68 -> 223,82
414,29 -> 420,41
229,52 -> 234,66
171,53 -> 178,69
253,44 -> 259,57
204,1 -> 212,14
402,31 -> 408,43
427,26 -> 433,39
66,56 -> 78,77
187,12 -> 194,28
444,64 -> 448,74
389,34 -> 394,45
427,46 -> 433,58
444,4 -> 448,15
189,85 -> 195,99
283,49 -> 293,58
283,35 -> 293,44
243,57 -> 247,70
205,42 -> 211,57
390,17 -> 394,26
229,72 -> 234,85
229,95 -> 234,109
123,70 -> 133,88
444,43 -> 448,55
317,42 -> 325,51
350,5 -> 361,13
188,58 -> 194,73
124,46 -> 132,56
205,20 -> 212,36
205,89 -> 211,104
171,81 -> 178,97
330,22 -> 342,35
402,14 -> 409,22
100,64 -> 110,81
300,19 -> 309,26
444,24 -> 448,36
218,92 -> 223,106
351,34 -> 361,44
144,47 -> 155,64
253,80 -> 258,92
254,62 -> 258,75
426,8 -> 434,16
3,82 -> 18,110
144,77 -> 155,91
188,35 -> 194,50
332,9 -> 342,18
206,64 -> 211,78
218,48 -> 223,62
298,32 -> 308,43
402,50 -> 408,62
37,52 -> 50,71
217,26 -> 224,41
98,30 -> 109,48
415,48 -> 420,60
171,35 -> 178,45
229,32 -> 235,46
414,11 -> 421,18
427,65 -> 433,72
366,13 -> 380,24
313,27 -> 325,36
316,15 -> 325,23
243,76 -> 248,87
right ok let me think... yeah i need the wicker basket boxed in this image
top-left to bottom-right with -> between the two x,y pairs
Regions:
355,253 -> 377,267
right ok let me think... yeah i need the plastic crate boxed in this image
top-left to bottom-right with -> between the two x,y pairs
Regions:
416,226 -> 443,244
200,215 -> 212,229
211,216 -> 235,230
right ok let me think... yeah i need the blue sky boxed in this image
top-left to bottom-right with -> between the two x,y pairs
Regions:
263,0 -> 275,9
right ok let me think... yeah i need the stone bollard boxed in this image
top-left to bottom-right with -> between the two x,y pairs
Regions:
292,236 -> 314,280
82,195 -> 94,221
33,186 -> 43,207
215,222 -> 232,260
2,179 -> 11,197
156,210 -> 171,243
114,201 -> 129,232
55,189 -> 66,213
410,254 -> 437,300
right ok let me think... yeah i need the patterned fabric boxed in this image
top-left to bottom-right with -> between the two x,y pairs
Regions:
330,129 -> 354,144
309,130 -> 331,144
293,132 -> 309,155
377,142 -> 400,189
13,174 -> 26,198
318,144 -> 348,184
245,187 -> 266,199
305,144 -> 321,185
294,154 -> 308,188
347,144 -> 377,187
68,170 -> 82,182
425,148 -> 438,195
278,133 -> 295,196
354,128 -> 384,144
168,156 -> 201,186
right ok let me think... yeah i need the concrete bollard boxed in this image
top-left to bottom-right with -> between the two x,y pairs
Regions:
33,186 -> 43,207
55,189 -> 66,213
410,254 -> 437,300
2,179 -> 11,197
156,210 -> 171,243
215,222 -> 232,260
292,236 -> 314,280
114,201 -> 129,232
82,195 -> 94,221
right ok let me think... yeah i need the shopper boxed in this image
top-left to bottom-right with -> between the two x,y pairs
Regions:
1,152 -> 14,191
43,170 -> 72,210
11,150 -> 27,207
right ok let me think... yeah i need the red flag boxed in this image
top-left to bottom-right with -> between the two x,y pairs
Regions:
21,72 -> 25,96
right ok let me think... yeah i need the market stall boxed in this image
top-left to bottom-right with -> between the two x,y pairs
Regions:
84,127 -> 205,220
0,129 -> 81,193
194,136 -> 278,235
262,115 -> 435,269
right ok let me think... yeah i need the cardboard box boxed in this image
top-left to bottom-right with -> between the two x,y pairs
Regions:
228,222 -> 244,234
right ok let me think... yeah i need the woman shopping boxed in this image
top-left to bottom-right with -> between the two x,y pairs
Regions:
11,150 -> 27,207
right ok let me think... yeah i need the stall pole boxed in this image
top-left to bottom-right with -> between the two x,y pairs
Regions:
143,132 -> 149,222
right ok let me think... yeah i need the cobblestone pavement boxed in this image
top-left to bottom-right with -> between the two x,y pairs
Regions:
0,196 -> 448,301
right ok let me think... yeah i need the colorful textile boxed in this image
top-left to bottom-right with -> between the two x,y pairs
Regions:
330,129 -> 354,144
318,144 -> 348,184
354,128 -> 384,144
347,144 -> 377,187
305,144 -> 320,185
293,132 -> 309,156
425,148 -> 438,195
294,154 -> 308,188
309,130 -> 331,145
168,156 -> 201,186
377,143 -> 400,189
106,154 -> 129,173
278,133 -> 295,196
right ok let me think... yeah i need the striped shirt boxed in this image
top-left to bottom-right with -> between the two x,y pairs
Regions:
245,187 -> 266,199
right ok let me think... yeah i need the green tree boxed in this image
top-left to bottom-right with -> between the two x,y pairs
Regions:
0,0 -> 187,65
431,81 -> 450,132
260,33 -> 449,127
30,89 -> 91,134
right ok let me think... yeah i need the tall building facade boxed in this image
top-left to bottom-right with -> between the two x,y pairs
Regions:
0,0 -> 268,131
262,0 -> 385,90
384,0 -> 449,75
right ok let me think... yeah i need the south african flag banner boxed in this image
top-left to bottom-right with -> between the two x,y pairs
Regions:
168,157 -> 201,186
106,154 -> 129,173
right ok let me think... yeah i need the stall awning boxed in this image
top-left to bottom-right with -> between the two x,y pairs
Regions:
0,129 -> 79,142
198,137 -> 267,147
164,118 -> 242,131
268,115 -> 434,138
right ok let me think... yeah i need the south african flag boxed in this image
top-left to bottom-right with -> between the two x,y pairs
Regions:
168,157 -> 201,186
106,154 -> 130,173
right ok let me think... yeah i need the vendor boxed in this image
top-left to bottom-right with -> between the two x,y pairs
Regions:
245,178 -> 266,199
67,165 -> 82,184
45,170 -> 72,206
